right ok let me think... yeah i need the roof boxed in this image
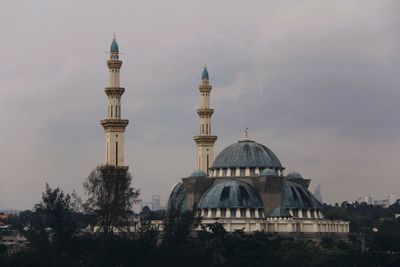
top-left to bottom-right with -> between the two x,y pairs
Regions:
198,180 -> 263,209
212,140 -> 283,169
110,39 -> 119,53
281,180 -> 322,209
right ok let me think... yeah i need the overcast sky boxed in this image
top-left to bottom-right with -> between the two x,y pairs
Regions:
1,0 -> 399,210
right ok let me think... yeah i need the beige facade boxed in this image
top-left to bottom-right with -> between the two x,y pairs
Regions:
193,67 -> 217,175
101,39 -> 128,167
199,217 -> 349,233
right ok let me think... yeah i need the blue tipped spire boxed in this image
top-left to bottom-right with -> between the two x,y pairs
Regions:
110,34 -> 119,53
201,65 -> 209,79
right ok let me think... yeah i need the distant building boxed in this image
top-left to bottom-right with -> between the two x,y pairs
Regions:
388,195 -> 396,206
368,195 -> 375,205
357,194 -> 397,208
152,195 -> 161,211
374,199 -> 389,207
314,184 -> 323,203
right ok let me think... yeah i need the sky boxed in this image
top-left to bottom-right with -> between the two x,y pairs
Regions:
0,0 -> 399,210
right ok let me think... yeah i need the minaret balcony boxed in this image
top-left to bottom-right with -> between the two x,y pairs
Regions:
197,108 -> 214,116
107,60 -> 122,69
199,84 -> 212,93
101,119 -> 129,132
105,87 -> 125,96
193,135 -> 217,144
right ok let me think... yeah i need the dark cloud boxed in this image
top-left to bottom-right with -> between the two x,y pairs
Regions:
1,1 -> 399,209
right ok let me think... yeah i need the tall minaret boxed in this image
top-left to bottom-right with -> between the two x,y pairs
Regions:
100,36 -> 129,168
193,66 -> 217,175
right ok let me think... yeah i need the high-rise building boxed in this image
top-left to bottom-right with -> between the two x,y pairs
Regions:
314,184 -> 323,203
388,195 -> 396,206
368,195 -> 375,205
152,195 -> 161,211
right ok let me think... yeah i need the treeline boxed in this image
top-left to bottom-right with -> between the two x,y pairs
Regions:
323,201 -> 400,232
2,201 -> 400,266
2,173 -> 400,266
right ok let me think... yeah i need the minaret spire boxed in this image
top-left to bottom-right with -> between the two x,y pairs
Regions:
100,36 -> 129,168
193,65 -> 217,175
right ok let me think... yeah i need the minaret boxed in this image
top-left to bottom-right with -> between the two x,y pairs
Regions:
100,36 -> 129,168
193,66 -> 217,175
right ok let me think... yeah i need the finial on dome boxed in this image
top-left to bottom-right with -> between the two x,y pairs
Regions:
244,128 -> 249,140
201,64 -> 209,80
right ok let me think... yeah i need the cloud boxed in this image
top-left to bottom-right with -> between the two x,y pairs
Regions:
0,0 -> 399,209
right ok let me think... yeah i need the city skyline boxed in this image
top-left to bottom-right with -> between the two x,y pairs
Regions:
1,0 -> 400,209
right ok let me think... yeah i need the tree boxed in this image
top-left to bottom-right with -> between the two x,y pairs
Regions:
22,183 -> 78,262
83,166 -> 139,235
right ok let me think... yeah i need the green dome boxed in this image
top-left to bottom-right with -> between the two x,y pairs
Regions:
201,66 -> 209,79
190,170 -> 207,177
110,39 -> 119,53
287,171 -> 303,179
198,180 -> 263,209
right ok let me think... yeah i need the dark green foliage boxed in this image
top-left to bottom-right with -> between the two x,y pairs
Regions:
25,183 -> 78,255
323,202 -> 400,233
5,191 -> 400,266
83,166 -> 139,235
0,244 -> 7,255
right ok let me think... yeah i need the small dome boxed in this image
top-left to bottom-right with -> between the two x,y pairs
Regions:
198,180 -> 263,209
190,170 -> 207,177
260,168 -> 277,176
287,171 -> 303,179
167,183 -> 188,212
110,39 -> 119,53
212,140 -> 283,170
270,207 -> 291,217
201,66 -> 209,79
282,180 -> 321,209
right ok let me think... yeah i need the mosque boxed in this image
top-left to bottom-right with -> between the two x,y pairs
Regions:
166,61 -> 349,234
100,36 -> 349,234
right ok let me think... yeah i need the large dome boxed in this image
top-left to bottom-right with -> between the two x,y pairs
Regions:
212,140 -> 283,170
197,180 -> 263,209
